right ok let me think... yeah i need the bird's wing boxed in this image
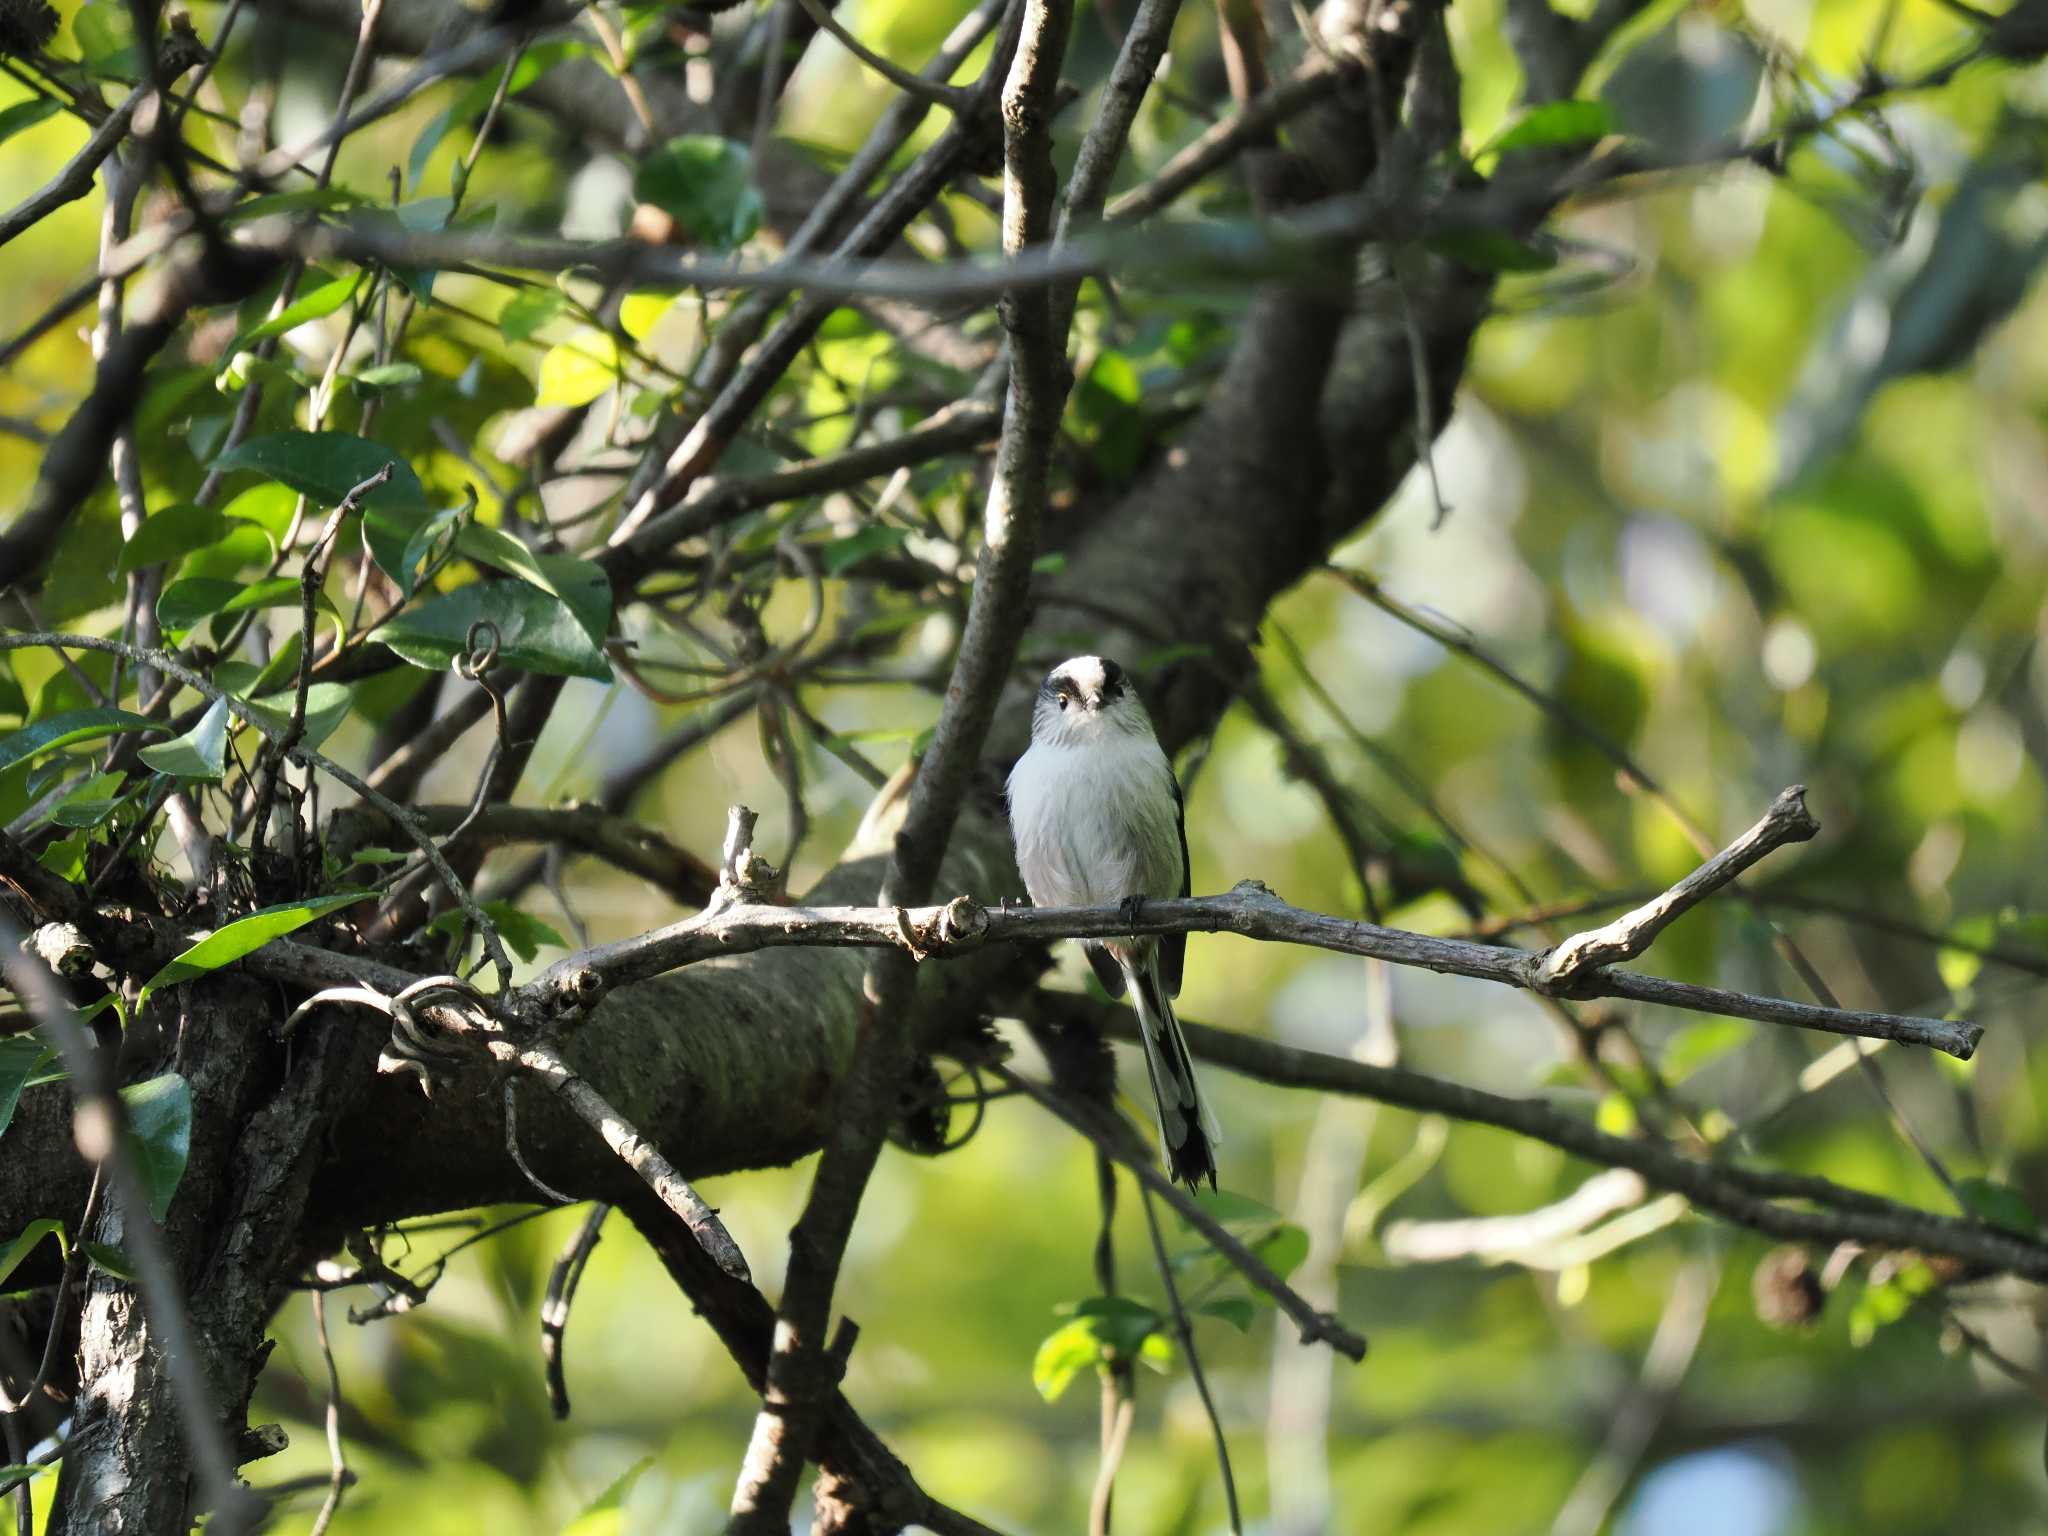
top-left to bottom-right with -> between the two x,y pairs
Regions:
1161,768 -> 1188,996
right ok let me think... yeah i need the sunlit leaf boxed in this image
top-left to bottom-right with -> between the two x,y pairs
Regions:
0,1219 -> 65,1290
141,889 -> 375,999
536,330 -> 622,407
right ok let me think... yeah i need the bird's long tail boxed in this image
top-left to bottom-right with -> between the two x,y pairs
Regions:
1124,955 -> 1221,1190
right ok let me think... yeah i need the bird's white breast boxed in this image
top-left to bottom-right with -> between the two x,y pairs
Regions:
1007,734 -> 1182,909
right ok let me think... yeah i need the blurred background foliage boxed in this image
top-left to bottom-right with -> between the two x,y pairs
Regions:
6,0 -> 2048,1530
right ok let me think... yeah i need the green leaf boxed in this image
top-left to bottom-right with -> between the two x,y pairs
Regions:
156,574 -> 301,635
0,1038 -> 56,1143
141,889 -> 374,999
499,286 -> 567,342
37,830 -> 88,881
350,362 -> 424,397
1188,1189 -> 1286,1227
221,186 -> 364,224
220,270 -> 362,365
84,1241 -> 136,1280
211,431 -> 425,513
1427,230 -> 1559,273
117,502 -> 229,575
119,1073 -> 191,1223
0,97 -> 62,150
1031,1317 -> 1101,1402
536,330 -> 621,408
633,135 -> 763,252
0,708 -> 164,772
393,505 -> 466,599
42,770 -> 133,830
1662,1018 -> 1753,1081
1033,1298 -> 1168,1400
1958,1176 -> 2038,1236
1487,100 -> 1616,156
821,525 -> 911,576
0,1461 -> 55,1487
239,683 -> 356,752
372,583 -> 613,680
1198,1296 -> 1256,1332
430,900 -> 567,962
0,1219 -> 65,1290
136,698 -> 230,781
456,527 -> 612,645
1251,1222 -> 1310,1280
562,1454 -> 655,1536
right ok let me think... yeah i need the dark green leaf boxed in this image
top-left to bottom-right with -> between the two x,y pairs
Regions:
211,431 -> 425,513
137,698 -> 230,781
0,98 -> 62,150
117,502 -> 229,575
1489,100 -> 1616,155
394,505 -> 466,599
1427,230 -> 1559,273
84,1242 -> 136,1280
430,900 -> 567,962
119,1073 -> 192,1223
0,1220 -> 64,1290
372,583 -> 613,680
1188,1188 -> 1285,1227
456,526 -> 612,644
1198,1297 -> 1256,1332
0,709 -> 163,772
633,135 -> 763,251
822,525 -> 911,575
0,1037 -> 55,1143
141,889 -> 374,999
1958,1176 -> 2038,1236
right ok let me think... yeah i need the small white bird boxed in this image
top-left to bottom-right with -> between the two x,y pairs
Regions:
1006,655 -> 1220,1188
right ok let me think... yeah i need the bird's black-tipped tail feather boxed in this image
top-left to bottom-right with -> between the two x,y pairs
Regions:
1127,958 -> 1220,1191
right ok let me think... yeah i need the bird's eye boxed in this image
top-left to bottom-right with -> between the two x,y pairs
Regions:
1056,695 -> 1068,710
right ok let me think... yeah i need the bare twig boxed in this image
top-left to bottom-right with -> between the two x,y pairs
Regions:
1139,1186 -> 1242,1533
1537,787 -> 1820,986
541,1203 -> 611,1419
995,1063 -> 1369,1361
306,1290 -> 355,1536
1112,1013 -> 2048,1281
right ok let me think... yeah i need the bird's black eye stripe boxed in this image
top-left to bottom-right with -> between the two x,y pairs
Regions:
1098,658 -> 1126,699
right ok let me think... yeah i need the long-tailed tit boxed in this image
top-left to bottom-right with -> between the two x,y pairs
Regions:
1006,655 -> 1220,1188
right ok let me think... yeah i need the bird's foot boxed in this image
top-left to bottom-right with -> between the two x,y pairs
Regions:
1118,894 -> 1146,926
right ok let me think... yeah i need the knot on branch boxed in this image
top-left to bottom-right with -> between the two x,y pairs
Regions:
716,804 -> 783,907
1535,784 -> 1820,991
24,920 -> 98,978
280,973 -> 493,1098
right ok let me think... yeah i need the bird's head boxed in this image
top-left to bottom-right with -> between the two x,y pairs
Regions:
1031,655 -> 1153,747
